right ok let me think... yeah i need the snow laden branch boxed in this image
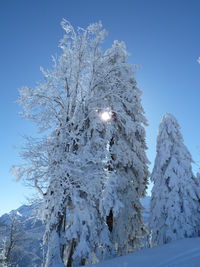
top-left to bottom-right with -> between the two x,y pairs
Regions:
13,20 -> 149,266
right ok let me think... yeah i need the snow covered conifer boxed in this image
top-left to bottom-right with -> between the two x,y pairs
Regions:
94,41 -> 149,255
149,113 -> 200,246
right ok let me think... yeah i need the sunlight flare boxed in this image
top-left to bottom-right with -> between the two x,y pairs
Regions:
100,110 -> 112,122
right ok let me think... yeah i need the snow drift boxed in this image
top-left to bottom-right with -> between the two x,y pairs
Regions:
89,237 -> 200,267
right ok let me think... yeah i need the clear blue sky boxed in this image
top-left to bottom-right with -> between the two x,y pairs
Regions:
1,0 -> 200,215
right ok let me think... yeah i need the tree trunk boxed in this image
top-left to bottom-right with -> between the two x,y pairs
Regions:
106,209 -> 113,232
67,239 -> 75,267
80,258 -> 86,266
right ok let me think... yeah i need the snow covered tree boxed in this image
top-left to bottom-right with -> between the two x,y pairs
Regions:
12,20 -> 112,267
0,240 -> 8,267
0,216 -> 20,267
94,41 -> 149,255
149,113 -> 200,247
12,20 -> 149,266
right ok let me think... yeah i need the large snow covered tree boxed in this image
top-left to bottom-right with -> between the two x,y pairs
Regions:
149,113 -> 200,247
95,41 -> 149,255
13,21 -> 112,267
12,20 -> 149,266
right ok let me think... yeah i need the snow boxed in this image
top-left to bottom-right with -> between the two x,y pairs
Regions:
88,238 -> 200,267
16,211 -> 22,217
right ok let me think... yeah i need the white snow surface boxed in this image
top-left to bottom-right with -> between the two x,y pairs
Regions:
87,238 -> 200,267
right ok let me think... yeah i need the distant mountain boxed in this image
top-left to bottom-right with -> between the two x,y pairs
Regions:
0,204 -> 44,267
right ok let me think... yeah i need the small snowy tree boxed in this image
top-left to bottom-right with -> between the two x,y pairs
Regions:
0,216 -> 20,267
149,113 -> 200,246
0,240 -> 8,267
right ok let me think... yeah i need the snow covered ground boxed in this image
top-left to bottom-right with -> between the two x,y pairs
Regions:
89,237 -> 200,267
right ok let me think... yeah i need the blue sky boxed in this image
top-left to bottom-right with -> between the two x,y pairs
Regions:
1,0 -> 200,215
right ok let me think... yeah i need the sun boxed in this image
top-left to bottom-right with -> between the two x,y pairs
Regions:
100,111 -> 112,122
